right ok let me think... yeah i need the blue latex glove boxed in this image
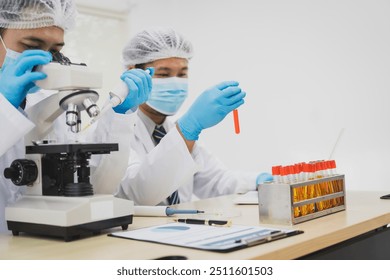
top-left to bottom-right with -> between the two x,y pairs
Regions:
256,173 -> 274,185
177,81 -> 246,140
0,50 -> 51,108
113,67 -> 154,114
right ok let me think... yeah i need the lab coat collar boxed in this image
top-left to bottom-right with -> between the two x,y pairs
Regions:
133,111 -> 155,152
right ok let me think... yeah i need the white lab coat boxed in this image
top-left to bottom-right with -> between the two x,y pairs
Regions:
116,111 -> 258,205
0,91 -> 135,233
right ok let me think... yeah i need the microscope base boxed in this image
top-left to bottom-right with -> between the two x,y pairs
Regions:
5,195 -> 134,241
7,215 -> 132,242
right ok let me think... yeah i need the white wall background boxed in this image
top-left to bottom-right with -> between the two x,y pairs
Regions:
73,0 -> 390,192
64,0 -> 132,106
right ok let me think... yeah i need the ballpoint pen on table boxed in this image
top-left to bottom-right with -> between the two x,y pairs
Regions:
134,206 -> 204,217
235,230 -> 287,246
165,208 -> 204,216
174,218 -> 232,227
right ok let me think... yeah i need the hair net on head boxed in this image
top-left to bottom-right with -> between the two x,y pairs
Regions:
0,0 -> 77,31
122,27 -> 194,67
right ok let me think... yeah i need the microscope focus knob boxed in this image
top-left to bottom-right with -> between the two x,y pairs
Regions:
4,159 -> 38,186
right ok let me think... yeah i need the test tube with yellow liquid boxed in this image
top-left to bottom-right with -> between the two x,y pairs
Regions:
281,166 -> 301,218
305,163 -> 316,214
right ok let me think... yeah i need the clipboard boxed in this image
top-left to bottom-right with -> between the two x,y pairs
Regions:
109,222 -> 303,252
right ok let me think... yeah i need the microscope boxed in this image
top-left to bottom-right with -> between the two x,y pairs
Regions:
3,53 -> 134,241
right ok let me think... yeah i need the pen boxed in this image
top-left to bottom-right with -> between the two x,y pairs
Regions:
175,218 -> 232,226
165,208 -> 204,216
235,231 -> 286,246
233,109 -> 240,134
134,206 -> 204,217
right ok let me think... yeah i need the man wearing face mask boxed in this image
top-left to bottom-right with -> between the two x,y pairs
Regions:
116,27 -> 272,206
0,0 -> 152,233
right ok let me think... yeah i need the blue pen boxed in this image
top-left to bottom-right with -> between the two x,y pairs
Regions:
165,208 -> 204,216
134,205 -> 204,217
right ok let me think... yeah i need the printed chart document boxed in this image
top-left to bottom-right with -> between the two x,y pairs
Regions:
109,223 -> 303,252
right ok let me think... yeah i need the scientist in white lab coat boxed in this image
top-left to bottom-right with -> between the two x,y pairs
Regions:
0,0 -> 152,233
116,27 -> 272,205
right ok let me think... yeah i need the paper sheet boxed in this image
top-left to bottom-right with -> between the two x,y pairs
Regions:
109,222 -> 301,252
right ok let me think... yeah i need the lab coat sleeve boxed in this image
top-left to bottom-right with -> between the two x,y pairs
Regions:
0,94 -> 34,157
116,127 -> 200,205
191,144 -> 258,199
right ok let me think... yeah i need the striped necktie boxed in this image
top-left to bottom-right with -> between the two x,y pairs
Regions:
152,125 -> 180,205
152,125 -> 166,145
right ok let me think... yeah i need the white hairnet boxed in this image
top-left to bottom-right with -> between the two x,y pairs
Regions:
122,27 -> 194,67
0,0 -> 77,31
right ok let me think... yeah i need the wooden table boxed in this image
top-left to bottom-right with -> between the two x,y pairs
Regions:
1,191 -> 390,259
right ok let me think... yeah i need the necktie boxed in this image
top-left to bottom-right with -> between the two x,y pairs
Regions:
152,125 -> 167,145
152,125 -> 181,205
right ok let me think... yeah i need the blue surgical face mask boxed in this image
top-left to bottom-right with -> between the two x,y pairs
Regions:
1,35 -> 21,69
146,77 -> 188,115
2,48 -> 21,68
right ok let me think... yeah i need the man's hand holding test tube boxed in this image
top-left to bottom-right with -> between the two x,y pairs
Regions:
177,81 -> 245,141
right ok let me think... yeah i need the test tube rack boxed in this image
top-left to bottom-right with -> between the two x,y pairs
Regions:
258,174 -> 346,225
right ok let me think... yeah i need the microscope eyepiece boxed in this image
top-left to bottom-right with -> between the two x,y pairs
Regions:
52,52 -> 71,65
